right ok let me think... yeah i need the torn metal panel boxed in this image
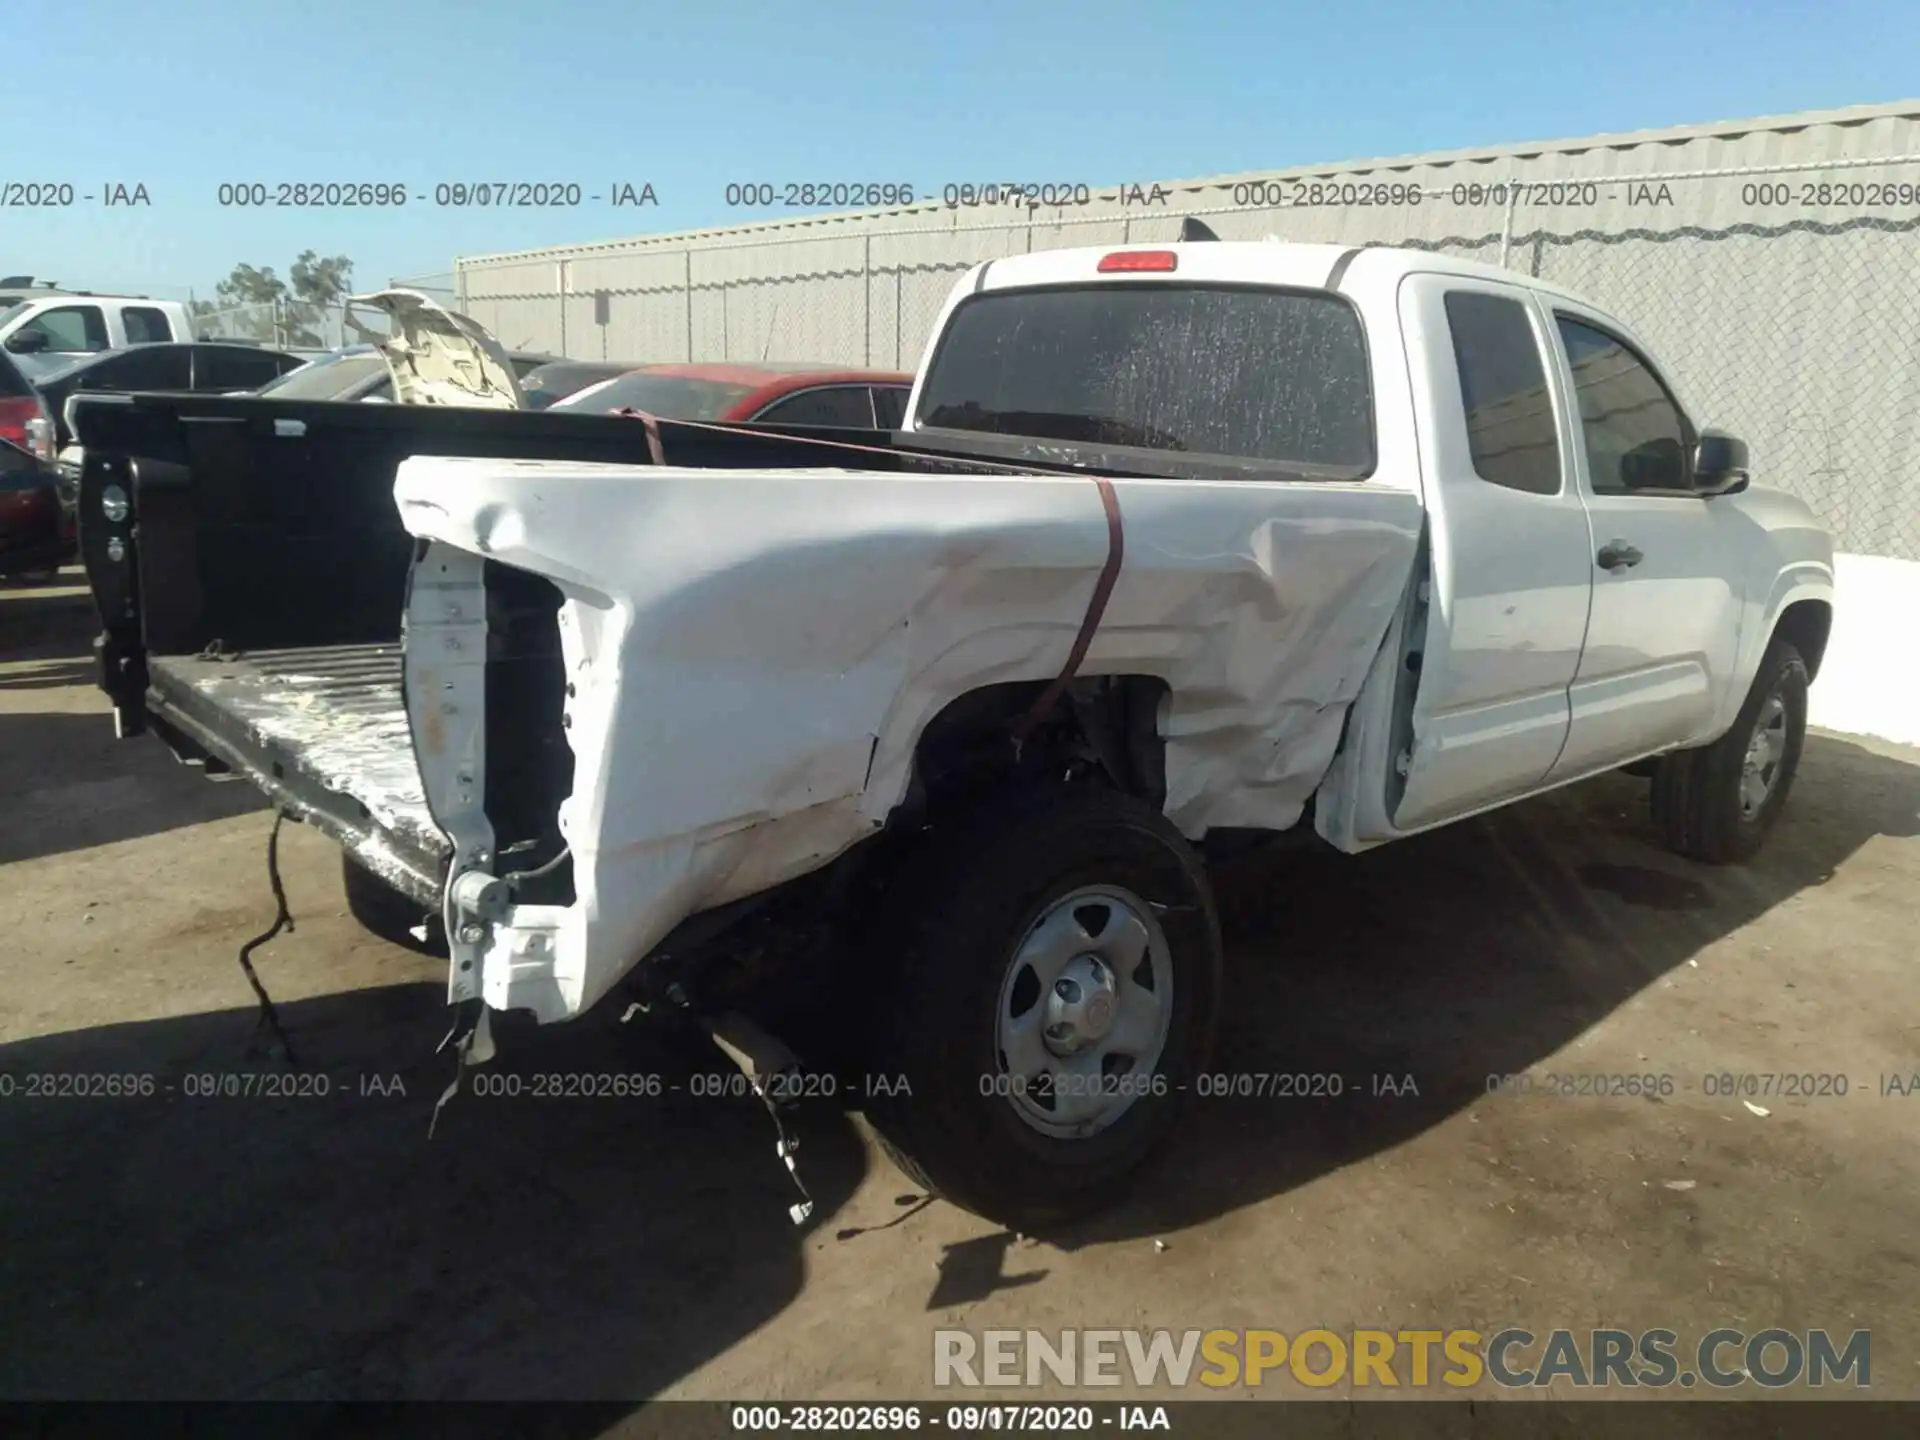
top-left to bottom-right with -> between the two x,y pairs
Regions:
348,289 -> 523,410
400,544 -> 499,1007
392,456 -> 1424,1024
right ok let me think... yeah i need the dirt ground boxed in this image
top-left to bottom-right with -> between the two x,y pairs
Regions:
2,570 -> 1917,1414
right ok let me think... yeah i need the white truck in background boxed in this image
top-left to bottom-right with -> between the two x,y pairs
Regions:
0,292 -> 197,380
74,240 -> 1835,1227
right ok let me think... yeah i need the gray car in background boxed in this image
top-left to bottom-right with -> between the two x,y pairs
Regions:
258,344 -> 564,404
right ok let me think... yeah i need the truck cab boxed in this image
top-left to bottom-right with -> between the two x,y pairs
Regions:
0,293 -> 196,381
1292,252 -> 1835,853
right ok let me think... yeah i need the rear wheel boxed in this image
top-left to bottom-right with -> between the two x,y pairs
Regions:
865,786 -> 1221,1229
1653,640 -> 1808,863
341,854 -> 446,954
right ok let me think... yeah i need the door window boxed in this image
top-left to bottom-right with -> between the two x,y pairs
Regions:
76,346 -> 189,390
752,385 -> 878,427
195,347 -> 296,390
18,305 -> 109,352
1555,317 -> 1692,494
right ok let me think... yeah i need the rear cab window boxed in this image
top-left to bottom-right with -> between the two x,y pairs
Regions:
1442,290 -> 1563,496
123,306 -> 175,344
913,283 -> 1375,478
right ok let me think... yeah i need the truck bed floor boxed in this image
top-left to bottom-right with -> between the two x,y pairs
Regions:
147,643 -> 450,885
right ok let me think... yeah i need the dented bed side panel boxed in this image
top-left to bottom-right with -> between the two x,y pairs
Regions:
392,457 -> 1424,1024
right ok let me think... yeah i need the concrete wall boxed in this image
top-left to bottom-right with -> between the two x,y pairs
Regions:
1809,555 -> 1920,747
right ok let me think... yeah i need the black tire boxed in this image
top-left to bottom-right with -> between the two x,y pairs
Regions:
341,853 -> 446,955
1653,640 -> 1808,864
864,786 -> 1222,1230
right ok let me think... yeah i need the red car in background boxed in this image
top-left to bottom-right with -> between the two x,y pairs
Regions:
549,361 -> 913,429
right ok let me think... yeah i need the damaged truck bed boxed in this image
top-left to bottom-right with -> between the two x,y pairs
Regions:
145,641 -> 439,898
83,387 -> 1421,997
76,241 -> 1832,1226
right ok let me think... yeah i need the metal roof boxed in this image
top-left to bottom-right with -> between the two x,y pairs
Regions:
458,99 -> 1920,267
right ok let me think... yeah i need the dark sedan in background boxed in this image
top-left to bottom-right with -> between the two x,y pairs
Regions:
43,342 -> 307,522
40,341 -> 304,448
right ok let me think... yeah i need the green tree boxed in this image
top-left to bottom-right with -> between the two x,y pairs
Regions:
192,251 -> 355,346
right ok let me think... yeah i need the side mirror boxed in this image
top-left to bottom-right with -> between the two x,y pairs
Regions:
1693,429 -> 1750,496
5,328 -> 48,354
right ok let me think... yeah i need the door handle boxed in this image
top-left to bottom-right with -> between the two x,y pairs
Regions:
1596,540 -> 1643,571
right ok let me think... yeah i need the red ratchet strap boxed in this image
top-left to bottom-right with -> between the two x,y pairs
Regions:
620,407 -> 668,465
611,409 -> 1128,743
1009,476 -> 1125,747
614,407 -> 1068,475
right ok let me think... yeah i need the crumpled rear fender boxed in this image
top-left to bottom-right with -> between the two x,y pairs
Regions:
394,457 -> 1423,1022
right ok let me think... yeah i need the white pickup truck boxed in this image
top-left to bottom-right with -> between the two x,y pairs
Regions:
74,241 -> 1833,1226
0,293 -> 197,381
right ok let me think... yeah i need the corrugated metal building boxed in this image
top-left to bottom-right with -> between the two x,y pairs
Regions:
456,101 -> 1920,559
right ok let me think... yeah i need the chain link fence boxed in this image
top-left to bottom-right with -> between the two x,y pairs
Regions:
1365,209 -> 1920,560
454,154 -> 1920,561
191,274 -> 459,351
1521,216 -> 1919,564
191,299 -> 376,350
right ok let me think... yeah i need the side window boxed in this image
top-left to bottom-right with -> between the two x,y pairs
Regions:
870,385 -> 909,429
1442,291 -> 1561,496
195,347 -> 291,390
1555,316 -> 1692,495
77,346 -> 189,391
19,305 -> 109,352
752,385 -> 877,427
123,306 -> 174,344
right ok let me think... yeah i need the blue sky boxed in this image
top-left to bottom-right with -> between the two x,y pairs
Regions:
4,0 -> 1916,300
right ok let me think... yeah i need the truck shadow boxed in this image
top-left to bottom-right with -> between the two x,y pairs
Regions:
0,708 -> 271,865
1058,729 -> 1920,1246
0,983 -> 867,1403
0,573 -> 93,661
1,575 -> 277,864
2,721 -> 1911,1402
